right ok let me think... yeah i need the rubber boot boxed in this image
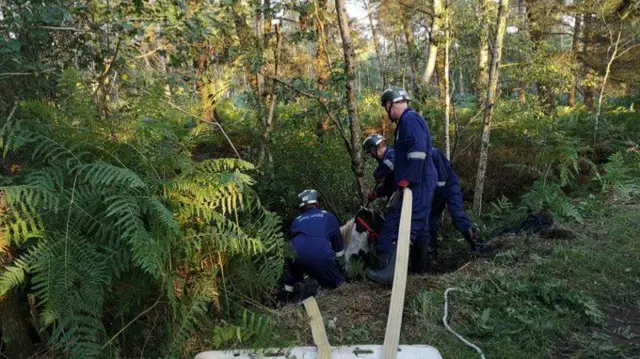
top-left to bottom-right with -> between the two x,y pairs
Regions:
300,278 -> 319,300
365,249 -> 397,285
375,251 -> 393,269
412,243 -> 429,275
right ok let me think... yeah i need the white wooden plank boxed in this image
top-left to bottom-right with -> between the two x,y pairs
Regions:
303,296 -> 331,359
194,345 -> 443,359
382,188 -> 413,359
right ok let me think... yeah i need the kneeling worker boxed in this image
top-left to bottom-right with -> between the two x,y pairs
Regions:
283,190 -> 345,299
429,148 -> 480,254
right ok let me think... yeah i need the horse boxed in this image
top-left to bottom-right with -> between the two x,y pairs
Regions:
340,207 -> 385,271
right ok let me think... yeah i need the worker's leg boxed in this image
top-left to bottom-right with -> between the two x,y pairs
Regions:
375,203 -> 401,264
283,257 -> 305,294
305,258 -> 344,289
428,190 -> 447,257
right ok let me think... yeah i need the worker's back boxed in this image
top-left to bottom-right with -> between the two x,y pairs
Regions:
290,208 -> 343,260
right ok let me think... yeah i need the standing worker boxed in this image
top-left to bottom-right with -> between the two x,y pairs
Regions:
283,190 -> 346,300
429,148 -> 481,255
363,134 -> 396,202
366,88 -> 437,284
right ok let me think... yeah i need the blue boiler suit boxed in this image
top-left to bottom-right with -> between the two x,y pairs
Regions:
284,208 -> 345,290
429,148 -> 472,240
373,148 -> 396,199
375,108 -> 437,256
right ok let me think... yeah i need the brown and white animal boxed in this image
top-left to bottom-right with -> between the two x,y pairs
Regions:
340,208 -> 385,270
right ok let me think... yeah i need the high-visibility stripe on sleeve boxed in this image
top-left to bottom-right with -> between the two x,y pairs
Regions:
407,151 -> 427,159
335,250 -> 345,257
437,181 -> 446,187
383,159 -> 394,171
284,285 -> 294,292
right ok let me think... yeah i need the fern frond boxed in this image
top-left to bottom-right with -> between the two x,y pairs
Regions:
171,295 -> 210,352
0,258 -> 29,296
32,135 -> 81,164
77,162 -> 147,189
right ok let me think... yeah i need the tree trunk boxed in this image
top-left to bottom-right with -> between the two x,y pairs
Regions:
457,68 -> 464,95
582,13 -> 595,110
258,24 -> 282,168
403,20 -> 418,94
568,13 -> 582,107
264,0 -> 272,48
477,0 -> 491,109
443,11 -> 451,160
527,0 -> 556,115
315,0 -> 330,140
423,0 -> 442,85
364,0 -> 387,88
595,29 -> 621,143
473,0 -> 509,216
0,293 -> 34,359
519,81 -> 526,102
335,0 -> 366,201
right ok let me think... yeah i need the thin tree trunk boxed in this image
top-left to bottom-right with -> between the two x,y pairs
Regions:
473,0 -> 509,216
364,0 -> 387,88
264,0 -> 272,48
258,24 -> 282,168
404,20 -> 418,94
443,10 -> 451,160
423,0 -> 442,85
335,0 -> 366,201
595,29 -> 622,143
477,0 -> 491,109
457,68 -> 464,95
315,0 -> 330,140
582,13 -> 595,110
519,81 -> 526,102
568,13 -> 582,107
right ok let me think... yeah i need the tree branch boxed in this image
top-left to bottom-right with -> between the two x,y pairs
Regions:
262,73 -> 353,153
398,0 -> 434,19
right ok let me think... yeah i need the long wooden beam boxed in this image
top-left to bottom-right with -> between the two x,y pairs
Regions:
382,188 -> 413,359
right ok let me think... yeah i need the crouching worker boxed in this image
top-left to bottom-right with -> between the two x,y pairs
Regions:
429,148 -> 480,255
283,189 -> 345,301
363,134 -> 396,202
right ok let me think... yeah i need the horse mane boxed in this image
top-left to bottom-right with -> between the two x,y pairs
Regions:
340,218 -> 356,249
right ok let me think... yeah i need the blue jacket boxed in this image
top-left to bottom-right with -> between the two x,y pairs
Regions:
373,148 -> 396,199
290,208 -> 344,261
431,148 -> 455,188
393,108 -> 437,218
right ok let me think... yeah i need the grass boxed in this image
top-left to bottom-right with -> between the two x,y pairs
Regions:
184,202 -> 640,358
234,203 -> 640,359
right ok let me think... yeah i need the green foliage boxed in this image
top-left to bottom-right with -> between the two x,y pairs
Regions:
464,277 -> 604,353
0,95 -> 285,357
211,310 -> 274,349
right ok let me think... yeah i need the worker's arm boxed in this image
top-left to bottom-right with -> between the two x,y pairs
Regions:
432,149 -> 449,187
327,213 -> 346,272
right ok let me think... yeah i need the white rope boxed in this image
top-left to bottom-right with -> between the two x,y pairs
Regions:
443,287 -> 486,359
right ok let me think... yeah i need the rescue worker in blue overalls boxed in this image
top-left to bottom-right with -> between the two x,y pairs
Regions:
363,134 -> 396,202
283,190 -> 345,299
429,148 -> 481,256
365,88 -> 438,285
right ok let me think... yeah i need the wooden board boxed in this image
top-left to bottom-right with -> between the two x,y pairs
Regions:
194,345 -> 443,359
382,188 -> 413,359
303,296 -> 330,359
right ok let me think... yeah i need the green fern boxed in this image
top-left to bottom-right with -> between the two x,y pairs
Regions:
1,100 -> 286,358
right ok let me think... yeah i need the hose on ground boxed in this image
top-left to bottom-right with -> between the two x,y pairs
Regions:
443,287 -> 486,359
